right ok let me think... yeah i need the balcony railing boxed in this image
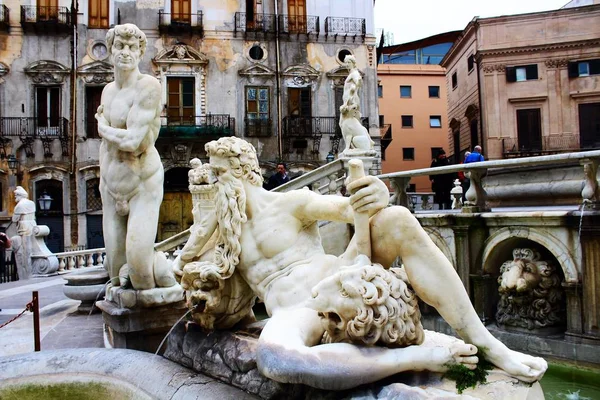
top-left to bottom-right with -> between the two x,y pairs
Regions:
234,12 -> 276,35
380,124 -> 392,160
325,17 -> 365,40
278,14 -> 319,35
502,134 -> 594,158
21,6 -> 72,33
282,116 -> 369,158
244,118 -> 272,137
0,117 -> 70,157
0,5 -> 9,31
158,10 -> 203,35
159,114 -> 235,139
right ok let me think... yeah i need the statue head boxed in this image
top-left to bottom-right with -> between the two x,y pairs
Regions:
106,24 -> 147,70
344,54 -> 357,69
310,256 -> 424,347
14,186 -> 28,201
205,137 -> 263,187
496,248 -> 565,330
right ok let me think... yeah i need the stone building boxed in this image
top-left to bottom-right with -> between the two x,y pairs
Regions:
378,31 -> 460,192
0,0 -> 379,251
441,4 -> 600,161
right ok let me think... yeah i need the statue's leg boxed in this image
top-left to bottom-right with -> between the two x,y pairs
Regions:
101,197 -> 127,285
257,307 -> 478,390
368,206 -> 548,382
126,188 -> 162,290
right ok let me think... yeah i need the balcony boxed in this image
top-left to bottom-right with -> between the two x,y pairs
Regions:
325,17 -> 365,41
380,124 -> 392,161
282,116 -> 369,160
234,12 -> 276,36
501,135 -> 592,158
278,14 -> 319,36
158,10 -> 203,36
21,6 -> 72,34
159,115 -> 235,139
0,117 -> 70,158
244,118 -> 272,138
0,5 -> 9,32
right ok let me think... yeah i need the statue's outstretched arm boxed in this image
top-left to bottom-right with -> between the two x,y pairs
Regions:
257,308 -> 478,390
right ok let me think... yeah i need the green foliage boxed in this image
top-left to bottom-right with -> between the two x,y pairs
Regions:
443,359 -> 494,394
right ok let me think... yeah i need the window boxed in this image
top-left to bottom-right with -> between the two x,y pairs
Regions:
568,59 -> 600,78
430,115 -> 441,128
451,72 -> 457,89
245,86 -> 271,136
431,147 -> 443,159
516,109 -> 542,151
249,45 -> 264,60
36,87 -> 60,128
172,0 -> 191,23
167,77 -> 195,124
86,178 -> 102,211
428,86 -> 440,98
467,54 -> 474,72
379,115 -> 385,126
403,148 -> 415,160
401,115 -> 413,128
377,85 -> 383,98
85,86 -> 104,139
89,0 -> 109,28
470,119 -> 479,147
338,49 -> 352,63
400,85 -> 411,98
506,64 -> 538,82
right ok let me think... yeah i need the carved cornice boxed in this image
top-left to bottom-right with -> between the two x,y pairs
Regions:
482,64 -> 505,73
77,61 -> 114,84
153,44 -> 209,66
478,39 -> 600,58
545,59 -> 569,69
25,60 -> 70,84
238,64 -> 276,78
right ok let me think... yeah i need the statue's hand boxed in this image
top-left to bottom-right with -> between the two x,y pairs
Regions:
172,254 -> 185,282
347,175 -> 389,215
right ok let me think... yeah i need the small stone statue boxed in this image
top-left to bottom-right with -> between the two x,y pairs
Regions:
96,24 -> 177,294
339,55 -> 375,155
12,186 -> 36,236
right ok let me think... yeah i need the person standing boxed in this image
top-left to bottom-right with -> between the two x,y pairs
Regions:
430,149 -> 455,210
464,145 -> 485,163
266,163 -> 290,190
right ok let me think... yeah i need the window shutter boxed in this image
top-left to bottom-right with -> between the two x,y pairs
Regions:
568,61 -> 579,78
506,66 -> 516,82
526,64 -> 538,80
590,59 -> 600,75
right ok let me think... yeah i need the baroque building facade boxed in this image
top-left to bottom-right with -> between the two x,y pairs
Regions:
0,0 -> 379,251
441,4 -> 600,162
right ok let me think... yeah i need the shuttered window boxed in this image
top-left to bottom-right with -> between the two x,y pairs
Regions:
89,0 -> 109,28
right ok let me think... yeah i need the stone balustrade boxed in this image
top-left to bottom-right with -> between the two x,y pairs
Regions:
273,158 -> 345,194
54,248 -> 106,273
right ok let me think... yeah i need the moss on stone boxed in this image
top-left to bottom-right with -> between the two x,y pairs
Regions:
443,359 -> 494,394
0,382 -> 129,400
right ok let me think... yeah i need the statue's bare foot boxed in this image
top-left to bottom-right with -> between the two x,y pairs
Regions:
483,344 -> 547,382
427,343 -> 479,373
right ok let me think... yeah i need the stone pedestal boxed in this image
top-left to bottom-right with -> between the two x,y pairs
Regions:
96,298 -> 188,355
62,266 -> 109,313
164,321 -> 543,400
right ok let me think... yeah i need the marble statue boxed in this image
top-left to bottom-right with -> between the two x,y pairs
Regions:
96,24 -> 176,291
10,187 -> 58,277
496,248 -> 565,331
339,55 -> 375,155
175,136 -> 547,390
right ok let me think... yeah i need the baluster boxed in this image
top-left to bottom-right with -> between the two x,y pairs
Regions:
77,255 -> 85,268
328,173 -> 338,194
464,168 -> 489,212
311,181 -> 321,193
389,177 -> 411,209
58,257 -> 66,272
87,254 -> 94,268
68,256 -> 76,271
97,252 -> 104,267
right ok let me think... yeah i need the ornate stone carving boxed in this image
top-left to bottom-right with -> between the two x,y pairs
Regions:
25,60 -> 70,84
77,61 -> 114,84
282,64 -> 320,87
496,248 -> 565,331
544,59 -> 569,69
482,64 -> 506,74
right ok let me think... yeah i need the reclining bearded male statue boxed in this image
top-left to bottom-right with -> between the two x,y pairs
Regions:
174,136 -> 547,391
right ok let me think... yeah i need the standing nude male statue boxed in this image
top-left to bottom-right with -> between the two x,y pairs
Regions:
175,137 -> 547,390
96,24 -> 175,290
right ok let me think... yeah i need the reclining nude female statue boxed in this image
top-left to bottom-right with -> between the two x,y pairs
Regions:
174,137 -> 547,391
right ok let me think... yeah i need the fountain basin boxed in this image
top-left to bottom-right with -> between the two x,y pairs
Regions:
62,266 -> 109,313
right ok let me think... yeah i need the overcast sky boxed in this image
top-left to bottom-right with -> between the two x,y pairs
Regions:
375,0 -> 569,44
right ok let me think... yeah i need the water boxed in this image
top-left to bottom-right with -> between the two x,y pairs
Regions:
541,363 -> 600,400
154,308 -> 193,356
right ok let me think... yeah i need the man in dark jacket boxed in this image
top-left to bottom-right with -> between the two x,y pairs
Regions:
430,149 -> 455,210
266,163 -> 290,190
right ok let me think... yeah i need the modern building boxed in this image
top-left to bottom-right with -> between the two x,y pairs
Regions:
0,0 -> 379,251
377,31 -> 460,192
441,4 -> 600,161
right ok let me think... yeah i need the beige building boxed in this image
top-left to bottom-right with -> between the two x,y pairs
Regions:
442,4 -> 600,160
378,32 -> 459,191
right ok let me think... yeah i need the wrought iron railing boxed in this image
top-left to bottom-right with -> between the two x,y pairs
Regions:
0,117 -> 70,157
278,14 -> 319,35
158,10 -> 203,34
21,6 -> 71,25
244,118 -> 272,137
502,135 -> 589,158
0,249 -> 18,283
159,114 -> 235,138
0,5 -> 9,30
325,16 -> 365,39
234,12 -> 277,34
